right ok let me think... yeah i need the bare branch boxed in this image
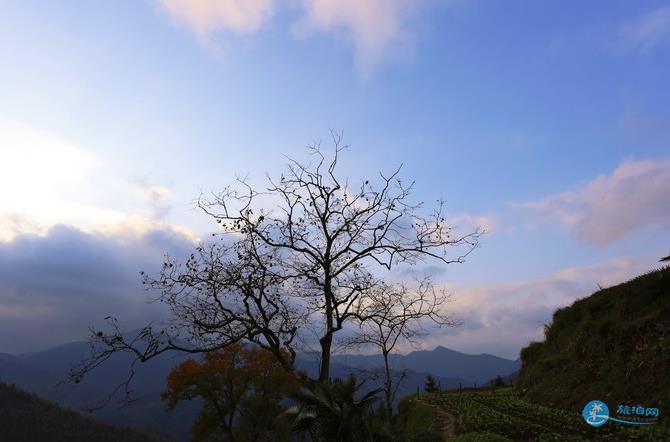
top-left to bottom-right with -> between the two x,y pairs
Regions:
71,139 -> 478,400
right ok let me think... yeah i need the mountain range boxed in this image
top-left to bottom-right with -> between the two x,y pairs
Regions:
0,341 -> 519,441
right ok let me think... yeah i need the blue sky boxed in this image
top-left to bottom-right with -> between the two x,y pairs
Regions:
1,0 -> 669,357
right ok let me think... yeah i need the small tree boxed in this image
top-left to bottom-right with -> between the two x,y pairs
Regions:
491,375 -> 505,388
70,135 -> 481,398
341,278 -> 459,421
163,344 -> 300,442
424,375 -> 438,393
284,375 -> 390,442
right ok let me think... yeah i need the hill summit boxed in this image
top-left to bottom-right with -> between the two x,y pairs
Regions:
517,266 -> 670,415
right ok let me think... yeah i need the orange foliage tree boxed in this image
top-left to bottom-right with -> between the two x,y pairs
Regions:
162,344 -> 301,442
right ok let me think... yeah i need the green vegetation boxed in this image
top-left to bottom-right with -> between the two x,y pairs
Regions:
284,375 -> 393,442
0,381 -> 164,442
401,388 -> 668,441
517,267 -> 670,413
162,344 -> 300,442
395,267 -> 669,441
413,388 -> 590,440
396,397 -> 445,441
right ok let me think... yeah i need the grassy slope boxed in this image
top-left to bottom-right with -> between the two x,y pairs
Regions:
0,381 -> 166,442
517,266 -> 670,413
405,388 -> 670,441
398,267 -> 670,441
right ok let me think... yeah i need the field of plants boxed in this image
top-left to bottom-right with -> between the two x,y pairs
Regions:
413,388 -> 667,441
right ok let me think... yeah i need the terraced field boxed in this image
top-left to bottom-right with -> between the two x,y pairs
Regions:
413,388 -> 667,441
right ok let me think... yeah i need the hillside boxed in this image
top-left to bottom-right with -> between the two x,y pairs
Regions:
0,343 -> 199,441
0,381 -> 164,442
402,388 -> 670,441
517,266 -> 670,414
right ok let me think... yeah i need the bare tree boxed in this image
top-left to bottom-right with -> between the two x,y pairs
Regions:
341,278 -> 460,421
70,134 -> 481,396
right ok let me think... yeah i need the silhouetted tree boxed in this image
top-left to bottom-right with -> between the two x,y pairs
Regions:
491,375 -> 505,388
340,278 -> 460,422
283,375 -> 391,442
70,134 -> 481,398
424,375 -> 438,393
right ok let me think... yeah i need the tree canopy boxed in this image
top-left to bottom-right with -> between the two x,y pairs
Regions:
70,136 -> 481,398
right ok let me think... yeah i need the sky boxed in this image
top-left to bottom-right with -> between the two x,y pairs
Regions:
1,0 -> 669,358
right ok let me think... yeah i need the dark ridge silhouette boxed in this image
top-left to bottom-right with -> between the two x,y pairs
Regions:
0,381 -> 165,442
517,267 -> 670,413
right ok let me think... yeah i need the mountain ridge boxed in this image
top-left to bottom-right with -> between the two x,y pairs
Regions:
1,341 -> 519,441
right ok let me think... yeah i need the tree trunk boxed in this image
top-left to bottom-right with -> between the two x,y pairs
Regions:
319,331 -> 333,383
319,278 -> 334,383
383,350 -> 393,422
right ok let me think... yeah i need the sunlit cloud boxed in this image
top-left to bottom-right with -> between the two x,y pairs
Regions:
0,203 -> 195,243
0,119 -> 95,204
293,0 -> 421,77
156,0 -> 276,52
518,158 -> 670,246
0,119 -> 196,242
134,182 -> 173,220
449,213 -> 498,235
427,257 -> 643,358
155,0 -> 427,76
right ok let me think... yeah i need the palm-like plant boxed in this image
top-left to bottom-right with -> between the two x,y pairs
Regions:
283,375 -> 391,442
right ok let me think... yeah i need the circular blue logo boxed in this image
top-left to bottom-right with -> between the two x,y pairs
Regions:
582,400 -> 609,427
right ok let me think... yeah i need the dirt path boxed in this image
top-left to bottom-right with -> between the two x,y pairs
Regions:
416,398 -> 457,440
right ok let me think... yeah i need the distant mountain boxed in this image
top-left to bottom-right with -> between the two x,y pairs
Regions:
296,355 -> 469,401
0,381 -> 163,442
332,345 -> 520,385
0,340 -> 518,441
0,342 -> 198,441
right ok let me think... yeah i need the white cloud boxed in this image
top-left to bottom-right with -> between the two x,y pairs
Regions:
620,6 -> 670,54
519,159 -> 670,246
0,120 -> 95,204
156,0 -> 427,76
450,213 -> 498,235
429,257 -> 642,359
293,0 -> 420,76
0,119 -> 196,242
133,182 -> 173,220
157,0 -> 276,51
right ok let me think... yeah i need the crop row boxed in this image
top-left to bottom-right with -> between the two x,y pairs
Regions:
420,389 -> 588,440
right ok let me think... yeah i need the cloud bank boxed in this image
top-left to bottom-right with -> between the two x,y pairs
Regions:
430,257 -> 643,359
520,159 -> 670,246
0,225 -> 195,354
0,119 -> 193,243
